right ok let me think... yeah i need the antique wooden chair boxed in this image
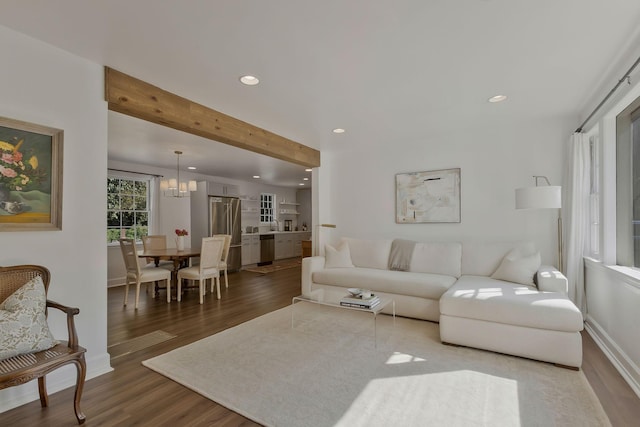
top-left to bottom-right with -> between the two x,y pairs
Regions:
0,265 -> 87,424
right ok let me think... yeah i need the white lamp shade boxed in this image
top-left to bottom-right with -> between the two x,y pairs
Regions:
515,186 -> 561,209
179,182 -> 188,192
160,180 -> 169,191
168,178 -> 178,190
188,180 -> 197,191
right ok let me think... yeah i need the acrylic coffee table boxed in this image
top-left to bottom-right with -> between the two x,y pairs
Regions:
291,294 -> 395,347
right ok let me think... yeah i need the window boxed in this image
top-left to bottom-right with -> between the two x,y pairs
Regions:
616,97 -> 640,267
260,193 -> 275,223
107,177 -> 150,243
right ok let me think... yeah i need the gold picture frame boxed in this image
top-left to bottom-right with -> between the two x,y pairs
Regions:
0,116 -> 63,231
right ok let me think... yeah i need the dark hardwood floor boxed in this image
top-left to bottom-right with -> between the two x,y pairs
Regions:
1,263 -> 639,426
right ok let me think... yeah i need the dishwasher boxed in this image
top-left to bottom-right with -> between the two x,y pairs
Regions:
258,234 -> 275,266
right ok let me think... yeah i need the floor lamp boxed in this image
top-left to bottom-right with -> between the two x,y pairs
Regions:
314,223 -> 336,256
515,176 -> 563,272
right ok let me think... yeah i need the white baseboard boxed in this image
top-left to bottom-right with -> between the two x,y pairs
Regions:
585,316 -> 640,399
0,352 -> 113,414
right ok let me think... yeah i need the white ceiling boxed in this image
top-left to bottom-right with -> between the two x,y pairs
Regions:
1,1 -> 640,187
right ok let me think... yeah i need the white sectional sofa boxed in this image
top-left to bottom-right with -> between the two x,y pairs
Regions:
301,237 -> 584,368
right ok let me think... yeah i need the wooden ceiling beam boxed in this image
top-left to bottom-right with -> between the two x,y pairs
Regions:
104,67 -> 320,168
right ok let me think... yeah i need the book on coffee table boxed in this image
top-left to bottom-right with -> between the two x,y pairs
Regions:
340,294 -> 380,309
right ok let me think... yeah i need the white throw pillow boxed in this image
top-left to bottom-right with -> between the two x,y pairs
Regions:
490,248 -> 541,287
324,242 -> 354,268
0,275 -> 58,360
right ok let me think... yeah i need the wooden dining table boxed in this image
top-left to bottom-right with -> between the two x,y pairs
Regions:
137,247 -> 201,299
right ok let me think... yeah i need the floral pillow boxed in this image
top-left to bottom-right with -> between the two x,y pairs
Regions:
0,275 -> 58,360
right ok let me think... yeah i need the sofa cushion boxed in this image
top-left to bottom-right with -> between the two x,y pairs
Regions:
342,238 -> 392,270
324,242 -> 354,268
409,241 -> 462,278
461,241 -> 535,276
440,275 -> 583,332
312,267 -> 457,300
0,276 -> 58,360
490,248 -> 540,286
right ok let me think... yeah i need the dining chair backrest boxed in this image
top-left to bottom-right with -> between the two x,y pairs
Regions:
199,237 -> 224,275
142,235 -> 167,251
119,238 -> 141,276
212,234 -> 232,263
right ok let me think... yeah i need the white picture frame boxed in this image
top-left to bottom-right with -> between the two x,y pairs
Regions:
395,168 -> 461,223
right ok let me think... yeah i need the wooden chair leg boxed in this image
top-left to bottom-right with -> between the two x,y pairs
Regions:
135,281 -> 141,309
38,375 -> 48,407
73,355 -> 87,424
166,278 -> 171,303
177,277 -> 182,302
224,268 -> 229,288
199,280 -> 204,304
123,282 -> 129,306
216,277 -> 221,299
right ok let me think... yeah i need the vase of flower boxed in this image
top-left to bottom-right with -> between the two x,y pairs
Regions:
175,236 -> 184,251
175,228 -> 188,251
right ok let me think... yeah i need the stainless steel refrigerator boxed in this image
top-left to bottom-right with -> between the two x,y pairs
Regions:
190,181 -> 242,271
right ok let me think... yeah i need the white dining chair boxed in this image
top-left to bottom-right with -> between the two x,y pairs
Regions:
177,237 -> 224,304
212,234 -> 232,290
142,235 -> 174,270
119,238 -> 172,308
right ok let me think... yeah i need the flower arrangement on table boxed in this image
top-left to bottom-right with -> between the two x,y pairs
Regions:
175,229 -> 188,236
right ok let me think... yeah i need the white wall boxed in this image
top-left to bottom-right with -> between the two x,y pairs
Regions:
0,25 -> 112,411
585,260 -> 640,396
317,116 -> 571,266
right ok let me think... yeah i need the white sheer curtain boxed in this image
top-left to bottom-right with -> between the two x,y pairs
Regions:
150,176 -> 162,234
562,132 -> 590,314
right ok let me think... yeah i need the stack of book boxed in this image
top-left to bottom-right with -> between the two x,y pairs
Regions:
340,293 -> 380,309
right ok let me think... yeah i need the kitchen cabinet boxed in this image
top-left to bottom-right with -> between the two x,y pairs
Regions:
293,232 -> 311,257
240,196 -> 260,215
275,234 -> 294,260
209,182 -> 239,197
241,234 -> 260,265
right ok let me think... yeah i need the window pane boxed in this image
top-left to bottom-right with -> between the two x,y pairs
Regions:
107,211 -> 121,227
107,178 -> 120,193
121,195 -> 134,210
121,211 -> 134,227
134,195 -> 147,210
107,193 -> 120,209
120,180 -> 135,194
134,180 -> 147,196
107,229 -> 121,243
136,211 -> 148,226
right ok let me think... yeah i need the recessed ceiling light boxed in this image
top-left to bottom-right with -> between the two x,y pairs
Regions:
187,166 -> 196,170
488,95 -> 507,103
240,75 -> 260,86
303,177 -> 309,181
299,183 -> 305,186
332,128 -> 346,134
253,175 -> 260,179
305,168 -> 312,172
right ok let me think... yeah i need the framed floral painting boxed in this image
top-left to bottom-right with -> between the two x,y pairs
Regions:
0,116 -> 63,231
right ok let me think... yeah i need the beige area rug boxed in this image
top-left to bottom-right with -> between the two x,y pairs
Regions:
108,330 -> 176,359
142,304 -> 610,427
244,258 -> 301,274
